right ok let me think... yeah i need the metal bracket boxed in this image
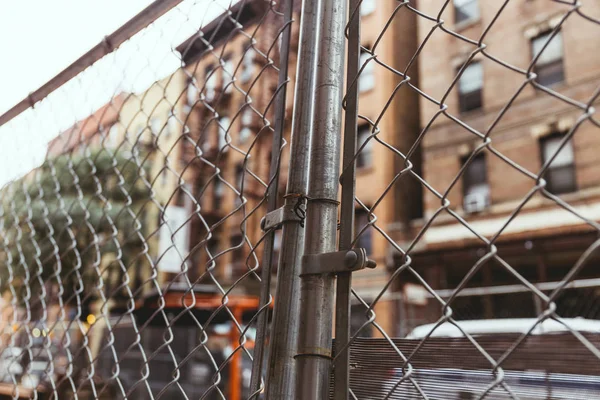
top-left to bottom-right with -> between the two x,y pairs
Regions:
260,204 -> 303,231
301,248 -> 376,276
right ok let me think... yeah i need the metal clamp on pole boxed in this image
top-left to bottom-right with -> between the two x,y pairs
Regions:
301,249 -> 376,276
260,203 -> 305,231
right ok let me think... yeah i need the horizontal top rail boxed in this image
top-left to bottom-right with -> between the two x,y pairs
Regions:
0,0 -> 183,128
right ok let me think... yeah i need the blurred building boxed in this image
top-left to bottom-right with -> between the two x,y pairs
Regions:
46,93 -> 128,157
396,0 -> 600,334
173,0 -> 292,288
172,0 -> 422,336
115,72 -> 187,293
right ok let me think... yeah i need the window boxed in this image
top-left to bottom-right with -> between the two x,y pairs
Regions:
360,0 -> 375,16
540,134 -> 576,194
462,153 -> 490,213
241,108 -> 254,126
218,116 -> 230,151
531,30 -> 565,87
223,57 -> 235,93
351,304 -> 373,338
458,61 -> 483,112
107,125 -> 119,147
235,164 -> 244,206
213,178 -> 224,210
454,0 -> 479,24
241,48 -> 255,83
167,113 -> 178,138
205,65 -> 218,101
175,185 -> 188,206
355,209 -> 372,256
239,128 -> 252,144
239,108 -> 253,144
359,50 -> 375,92
150,118 -> 161,135
235,164 -> 244,191
230,235 -> 244,266
186,79 -> 199,107
357,125 -> 373,169
207,236 -> 220,259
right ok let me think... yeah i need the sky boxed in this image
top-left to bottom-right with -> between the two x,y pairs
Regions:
0,0 -> 155,116
0,0 -> 235,186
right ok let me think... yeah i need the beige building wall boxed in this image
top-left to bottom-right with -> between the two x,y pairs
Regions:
116,71 -> 186,291
349,2 -> 422,336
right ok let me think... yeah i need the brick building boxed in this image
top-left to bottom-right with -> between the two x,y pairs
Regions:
46,93 -> 128,157
173,1 -> 295,289
397,0 -> 600,334
169,0 -> 422,336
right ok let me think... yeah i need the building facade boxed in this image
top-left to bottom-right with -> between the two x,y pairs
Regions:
170,0 -> 422,337
398,0 -> 600,334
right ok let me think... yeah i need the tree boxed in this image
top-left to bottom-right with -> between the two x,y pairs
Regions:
0,148 -> 152,315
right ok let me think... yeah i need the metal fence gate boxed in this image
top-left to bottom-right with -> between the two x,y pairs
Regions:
1,0 -> 600,399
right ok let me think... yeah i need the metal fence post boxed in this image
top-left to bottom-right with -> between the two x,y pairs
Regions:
264,0 -> 321,398
295,0 -> 347,398
333,0 -> 361,398
249,0 -> 295,397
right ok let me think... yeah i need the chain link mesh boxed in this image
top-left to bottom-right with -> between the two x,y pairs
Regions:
0,1 -> 293,398
339,0 -> 600,399
2,0 -> 600,399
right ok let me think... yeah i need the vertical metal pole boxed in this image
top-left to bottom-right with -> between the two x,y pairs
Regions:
249,0 -> 295,397
264,0 -> 321,398
333,0 -> 361,398
295,0 -> 347,398
230,306 -> 242,400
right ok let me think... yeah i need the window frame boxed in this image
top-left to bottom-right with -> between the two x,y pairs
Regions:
107,124 -> 119,148
240,47 -> 255,83
462,152 -> 490,211
230,234 -> 244,269
531,30 -> 565,87
458,61 -> 483,113
223,55 -> 235,94
539,133 -> 576,194
213,178 -> 224,210
356,124 -> 373,169
453,0 -> 480,25
204,64 -> 218,101
217,116 -> 230,151
360,0 -> 376,16
359,49 -> 375,93
354,209 -> 373,256
186,78 -> 199,108
234,164 -> 244,207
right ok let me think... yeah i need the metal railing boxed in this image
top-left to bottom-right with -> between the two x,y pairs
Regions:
1,0 -> 600,399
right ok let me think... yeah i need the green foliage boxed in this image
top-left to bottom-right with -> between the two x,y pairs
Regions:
0,148 -> 153,304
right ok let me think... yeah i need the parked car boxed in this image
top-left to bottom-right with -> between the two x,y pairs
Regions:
359,318 -> 600,399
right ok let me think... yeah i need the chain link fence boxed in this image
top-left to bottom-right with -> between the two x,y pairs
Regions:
0,0 -> 294,398
335,0 -> 600,399
0,0 -> 600,399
